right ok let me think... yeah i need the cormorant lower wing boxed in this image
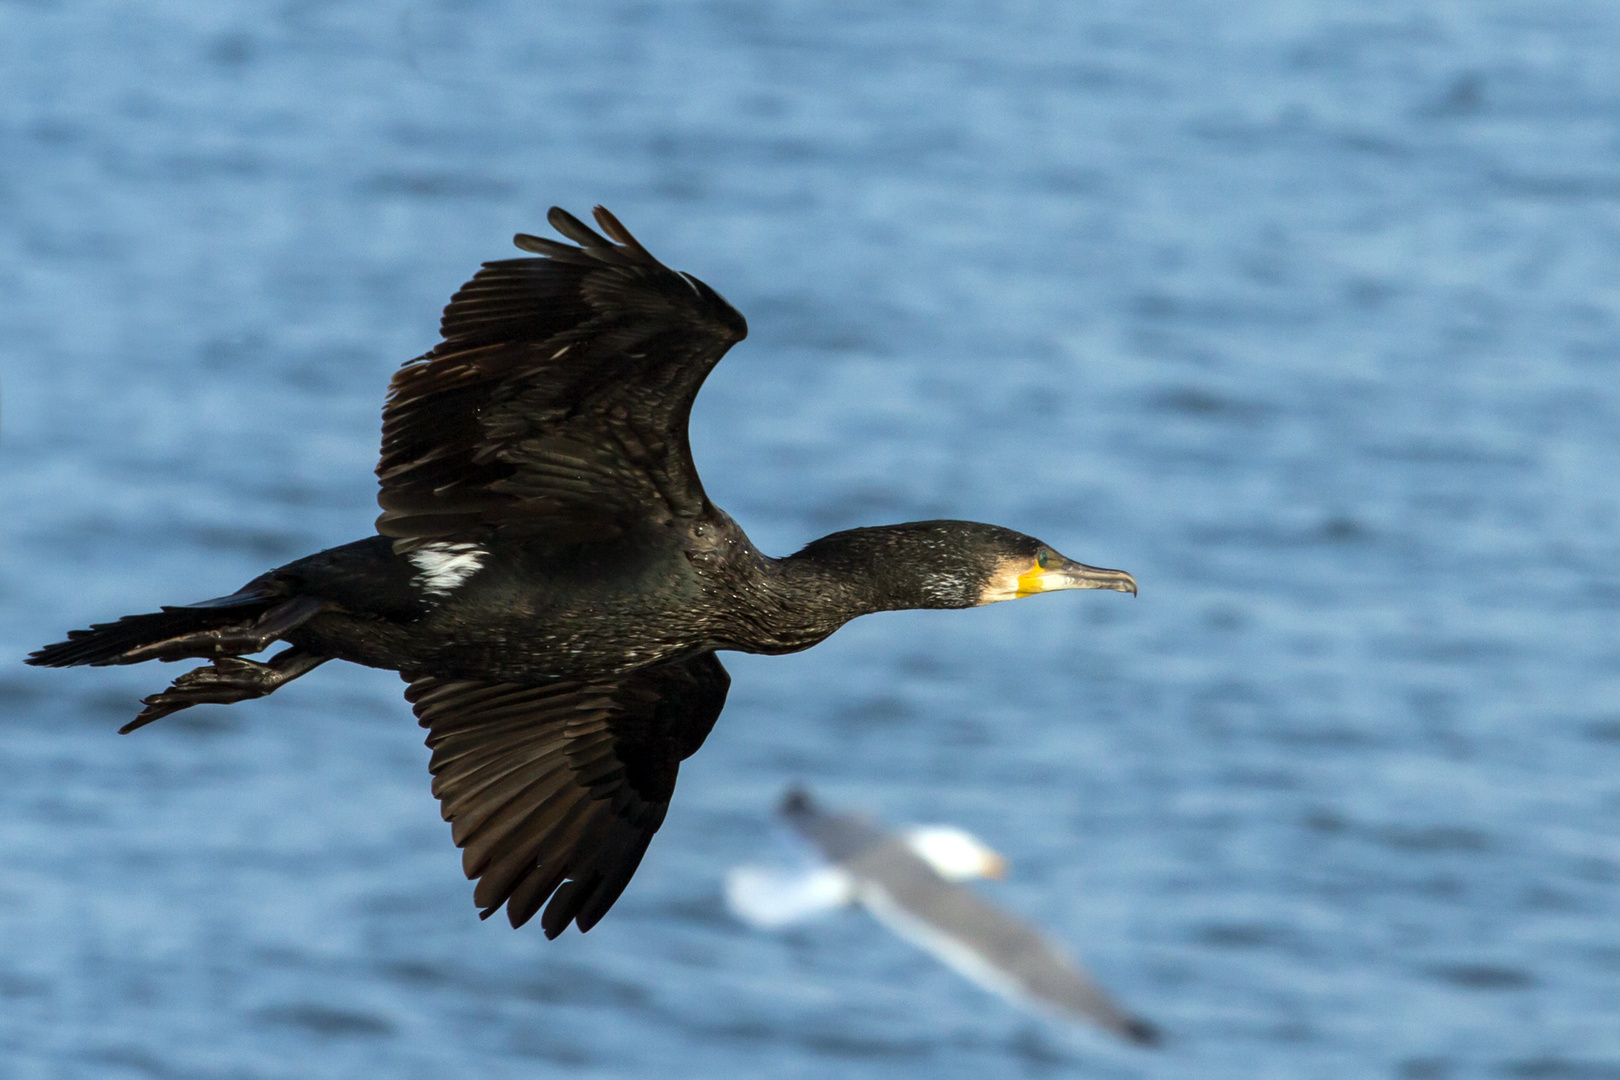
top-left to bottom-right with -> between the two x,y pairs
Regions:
406,651 -> 730,937
376,206 -> 748,548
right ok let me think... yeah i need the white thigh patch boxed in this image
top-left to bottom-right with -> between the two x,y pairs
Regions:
408,543 -> 487,597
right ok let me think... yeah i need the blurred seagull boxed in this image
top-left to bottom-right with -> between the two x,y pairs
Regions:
725,789 -> 1159,1046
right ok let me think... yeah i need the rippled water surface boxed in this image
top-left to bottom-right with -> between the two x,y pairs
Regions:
4,1 -> 1620,1077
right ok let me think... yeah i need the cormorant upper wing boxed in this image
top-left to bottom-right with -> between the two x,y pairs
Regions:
404,651 -> 730,937
376,206 -> 747,549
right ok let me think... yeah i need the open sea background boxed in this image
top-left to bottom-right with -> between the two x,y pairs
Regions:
2,1 -> 1619,1076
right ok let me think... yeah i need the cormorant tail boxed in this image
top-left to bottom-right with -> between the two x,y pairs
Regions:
25,585 -> 317,668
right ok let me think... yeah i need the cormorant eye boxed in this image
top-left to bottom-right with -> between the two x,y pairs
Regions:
1035,549 -> 1050,570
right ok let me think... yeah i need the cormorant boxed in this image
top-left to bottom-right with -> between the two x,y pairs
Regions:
28,207 -> 1137,939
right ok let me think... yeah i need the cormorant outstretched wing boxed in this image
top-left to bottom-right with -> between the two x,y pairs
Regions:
404,651 -> 730,936
376,206 -> 748,549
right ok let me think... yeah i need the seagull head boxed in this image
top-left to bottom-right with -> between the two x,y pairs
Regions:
901,825 -> 1009,881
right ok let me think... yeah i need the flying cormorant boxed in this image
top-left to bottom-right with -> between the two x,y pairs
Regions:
28,207 -> 1137,939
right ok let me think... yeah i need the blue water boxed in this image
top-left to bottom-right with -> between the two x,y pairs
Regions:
3,1 -> 1620,1076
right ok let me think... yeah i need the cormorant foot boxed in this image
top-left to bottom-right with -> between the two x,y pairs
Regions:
123,647 -> 329,733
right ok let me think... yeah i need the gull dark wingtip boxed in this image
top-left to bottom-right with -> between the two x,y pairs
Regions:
1122,1016 -> 1162,1047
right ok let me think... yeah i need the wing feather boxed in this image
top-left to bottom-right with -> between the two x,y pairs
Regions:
458,773 -> 585,875
503,857 -> 571,928
469,787 -> 593,901
442,756 -> 571,842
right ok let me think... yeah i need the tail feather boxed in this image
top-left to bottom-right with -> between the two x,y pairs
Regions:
168,586 -> 285,611
27,587 -> 283,668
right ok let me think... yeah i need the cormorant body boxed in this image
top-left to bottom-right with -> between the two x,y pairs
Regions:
29,207 -> 1136,938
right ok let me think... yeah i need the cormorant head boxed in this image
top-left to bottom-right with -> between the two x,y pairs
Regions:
791,520 -> 1136,611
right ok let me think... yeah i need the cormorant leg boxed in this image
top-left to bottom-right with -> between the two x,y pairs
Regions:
122,646 -> 331,733
117,596 -> 329,665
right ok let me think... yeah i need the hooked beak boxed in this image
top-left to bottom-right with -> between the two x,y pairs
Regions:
1016,555 -> 1138,598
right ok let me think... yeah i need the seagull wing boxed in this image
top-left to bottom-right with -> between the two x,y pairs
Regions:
848,841 -> 1159,1045
724,864 -> 856,928
377,206 -> 747,549
405,651 -> 730,937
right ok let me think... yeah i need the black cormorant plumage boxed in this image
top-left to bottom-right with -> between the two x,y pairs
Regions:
28,207 -> 1137,938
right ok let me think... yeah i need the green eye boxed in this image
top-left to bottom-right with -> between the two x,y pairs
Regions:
1036,549 -> 1050,569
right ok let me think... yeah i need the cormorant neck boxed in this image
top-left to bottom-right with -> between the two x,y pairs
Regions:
765,545 -> 891,628
766,521 -> 1003,626
718,520 -> 1048,656
710,518 -> 1132,658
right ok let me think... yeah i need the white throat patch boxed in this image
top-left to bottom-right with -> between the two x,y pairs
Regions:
408,542 -> 487,597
